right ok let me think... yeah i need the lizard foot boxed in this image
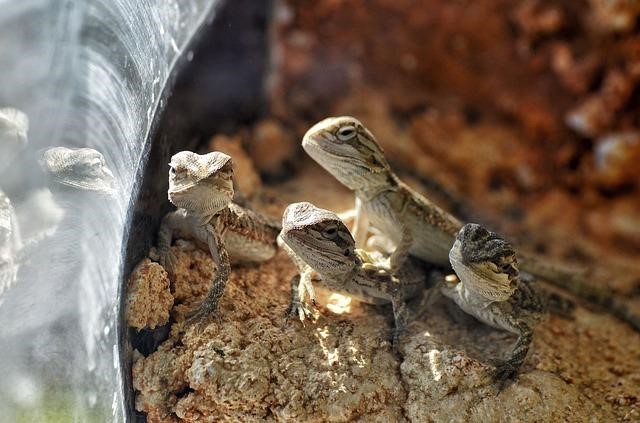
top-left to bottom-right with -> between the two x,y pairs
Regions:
390,326 -> 406,352
285,299 -> 316,324
184,300 -> 221,327
158,249 -> 178,281
488,358 -> 520,387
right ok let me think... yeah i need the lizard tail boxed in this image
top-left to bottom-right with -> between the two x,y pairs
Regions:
519,253 -> 640,332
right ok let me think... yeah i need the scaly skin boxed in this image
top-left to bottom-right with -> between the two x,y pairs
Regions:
38,147 -> 116,194
0,107 -> 27,301
281,201 -> 428,344
302,116 -> 640,332
157,151 -> 280,320
442,223 -> 546,381
0,107 -> 28,172
0,191 -> 19,302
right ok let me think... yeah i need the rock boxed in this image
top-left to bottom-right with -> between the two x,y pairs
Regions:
132,241 -> 638,421
125,259 -> 173,330
589,0 -> 640,33
133,252 -> 407,422
593,131 -> 640,190
209,134 -> 262,198
566,70 -> 635,137
248,119 -> 297,178
587,197 -> 640,250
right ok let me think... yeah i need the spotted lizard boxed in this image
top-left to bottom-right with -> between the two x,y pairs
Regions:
442,223 -> 546,381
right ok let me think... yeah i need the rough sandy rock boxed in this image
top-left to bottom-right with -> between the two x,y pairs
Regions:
131,238 -> 639,421
589,0 -> 640,33
168,241 -> 217,320
209,134 -> 262,198
249,119 -> 297,178
133,249 -> 406,422
401,303 -> 614,422
593,131 -> 640,189
566,69 -> 636,138
126,259 -> 173,330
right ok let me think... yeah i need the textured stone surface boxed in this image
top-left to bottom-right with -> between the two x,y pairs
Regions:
131,236 -> 639,421
208,134 -> 262,198
126,259 -> 173,330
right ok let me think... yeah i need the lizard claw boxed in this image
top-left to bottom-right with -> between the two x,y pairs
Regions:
184,299 -> 220,327
158,250 -> 177,281
285,300 -> 316,324
488,359 -> 519,387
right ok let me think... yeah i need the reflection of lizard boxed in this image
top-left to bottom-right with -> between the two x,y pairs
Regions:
0,191 -> 20,301
442,223 -> 546,381
0,107 -> 28,171
281,201 -> 429,344
156,151 -> 280,319
302,116 -> 640,331
39,146 -> 116,194
0,107 -> 28,301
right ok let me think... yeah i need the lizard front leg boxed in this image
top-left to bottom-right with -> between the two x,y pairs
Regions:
156,210 -> 191,278
285,269 -> 316,322
491,321 -> 533,382
349,196 -> 369,248
189,225 -> 231,320
390,292 -> 410,347
389,225 -> 413,272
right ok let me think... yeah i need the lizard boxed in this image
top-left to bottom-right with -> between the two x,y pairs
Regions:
302,116 -> 640,331
0,107 -> 29,172
280,201 -> 432,344
0,146 -> 118,327
156,151 -> 281,319
0,191 -> 20,303
0,107 -> 28,303
441,222 -> 546,381
38,146 -> 117,194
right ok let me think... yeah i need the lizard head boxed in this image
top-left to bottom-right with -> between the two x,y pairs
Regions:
281,201 -> 358,276
302,116 -> 390,191
448,223 -> 519,301
38,147 -> 116,194
168,151 -> 234,216
0,107 -> 29,173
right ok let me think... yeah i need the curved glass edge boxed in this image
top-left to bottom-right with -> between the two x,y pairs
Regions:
0,0 -> 218,421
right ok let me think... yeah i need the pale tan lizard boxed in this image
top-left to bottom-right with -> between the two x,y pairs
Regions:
156,151 -> 280,319
280,201 -> 430,344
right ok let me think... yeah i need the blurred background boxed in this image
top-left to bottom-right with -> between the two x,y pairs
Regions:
1,0 -> 639,421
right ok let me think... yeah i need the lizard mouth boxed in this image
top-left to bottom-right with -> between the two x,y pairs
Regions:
168,181 -> 199,193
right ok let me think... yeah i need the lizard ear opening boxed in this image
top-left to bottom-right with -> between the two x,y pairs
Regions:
218,157 -> 234,178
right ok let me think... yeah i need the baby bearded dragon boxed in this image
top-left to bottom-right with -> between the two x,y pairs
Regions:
38,147 -> 117,194
442,223 -> 546,381
157,151 -> 280,318
302,116 -> 640,331
281,201 -> 428,343
0,107 -> 28,171
0,107 -> 27,302
0,191 -> 20,302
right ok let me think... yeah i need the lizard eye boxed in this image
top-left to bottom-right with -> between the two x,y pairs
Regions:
322,226 -> 338,238
336,125 -> 356,142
